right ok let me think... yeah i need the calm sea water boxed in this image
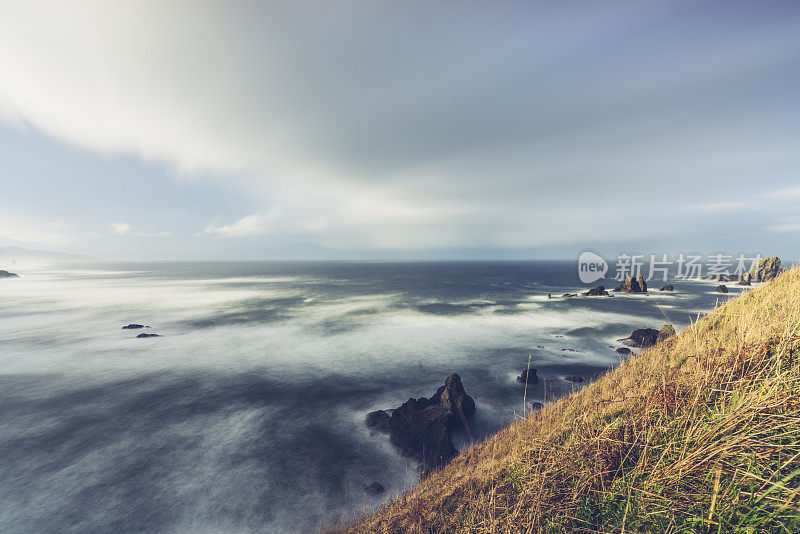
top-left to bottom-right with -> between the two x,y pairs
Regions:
0,261 -> 744,533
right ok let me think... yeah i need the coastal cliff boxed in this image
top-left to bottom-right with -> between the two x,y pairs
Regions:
339,266 -> 800,533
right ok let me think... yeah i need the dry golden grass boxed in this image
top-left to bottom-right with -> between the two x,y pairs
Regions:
336,267 -> 800,533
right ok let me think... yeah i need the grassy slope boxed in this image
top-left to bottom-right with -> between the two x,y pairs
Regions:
343,268 -> 800,533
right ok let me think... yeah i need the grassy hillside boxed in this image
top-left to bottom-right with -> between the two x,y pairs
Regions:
341,269 -> 800,533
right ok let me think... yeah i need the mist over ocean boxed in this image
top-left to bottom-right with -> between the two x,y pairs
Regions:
0,261 -> 745,533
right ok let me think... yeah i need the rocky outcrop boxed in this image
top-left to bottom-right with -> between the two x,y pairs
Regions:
375,373 -> 476,474
561,293 -> 578,298
516,368 -> 538,384
529,402 -> 544,412
616,347 -> 632,355
365,410 -> 391,433
122,324 -> 146,329
581,284 -> 611,297
637,274 -> 648,293
747,257 -> 785,283
657,324 -> 676,344
613,274 -> 647,293
613,277 -> 633,292
659,285 -> 673,292
619,328 -> 659,348
136,333 -> 160,338
0,269 -> 19,278
716,285 -> 728,293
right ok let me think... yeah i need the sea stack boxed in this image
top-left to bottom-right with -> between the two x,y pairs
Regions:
370,373 -> 476,474
613,275 -> 647,293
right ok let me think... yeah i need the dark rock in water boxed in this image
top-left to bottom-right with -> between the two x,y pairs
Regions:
716,285 -> 728,293
659,285 -> 674,292
616,347 -> 632,355
737,279 -> 751,286
561,348 -> 578,352
619,328 -> 659,348
122,324 -> 146,329
516,368 -> 538,384
386,373 -> 475,474
613,275 -> 647,293
637,274 -> 648,293
612,278 -> 630,292
363,482 -> 385,496
136,333 -> 160,338
565,375 -> 583,383
529,402 -> 544,412
581,284 -> 610,297
561,293 -> 578,298
0,269 -> 19,278
657,324 -> 676,344
365,410 -> 390,434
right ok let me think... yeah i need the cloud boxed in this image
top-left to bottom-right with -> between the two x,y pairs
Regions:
110,222 -> 170,238
766,216 -> 800,234
134,231 -> 173,238
761,186 -> 800,201
0,218 -> 73,245
1,1 -> 800,254
110,222 -> 131,235
687,201 -> 757,214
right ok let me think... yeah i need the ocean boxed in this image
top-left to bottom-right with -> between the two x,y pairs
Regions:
0,261 -> 744,533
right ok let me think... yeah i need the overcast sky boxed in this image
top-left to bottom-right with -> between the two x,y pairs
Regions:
1,1 -> 799,260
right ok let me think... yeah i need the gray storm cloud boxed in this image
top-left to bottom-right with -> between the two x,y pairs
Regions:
1,1 -> 799,255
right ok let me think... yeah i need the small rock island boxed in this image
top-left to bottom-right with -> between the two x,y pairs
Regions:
366,373 -> 476,474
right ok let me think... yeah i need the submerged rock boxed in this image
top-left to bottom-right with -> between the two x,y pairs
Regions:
529,402 -> 544,412
122,324 -> 146,329
365,410 -> 390,434
0,269 -> 19,278
616,347 -> 633,355
716,285 -> 728,293
659,285 -> 673,292
363,482 -> 385,496
565,375 -> 583,383
381,373 -> 476,474
619,328 -> 659,348
516,368 -> 538,385
136,333 -> 160,338
657,324 -> 676,344
561,293 -> 578,298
